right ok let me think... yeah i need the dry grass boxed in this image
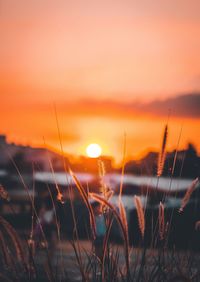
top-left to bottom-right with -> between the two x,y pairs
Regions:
89,192 -> 130,277
69,167 -> 97,239
1,125 -> 200,281
157,125 -> 168,177
0,215 -> 28,273
134,196 -> 145,239
159,202 -> 165,241
0,185 -> 10,201
179,177 -> 199,213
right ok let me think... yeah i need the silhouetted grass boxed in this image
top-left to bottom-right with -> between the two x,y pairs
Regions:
0,125 -> 200,281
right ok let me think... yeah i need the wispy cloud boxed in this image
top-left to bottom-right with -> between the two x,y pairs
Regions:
53,93 -> 200,119
141,93 -> 200,118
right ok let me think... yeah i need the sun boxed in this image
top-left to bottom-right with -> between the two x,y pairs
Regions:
86,143 -> 102,158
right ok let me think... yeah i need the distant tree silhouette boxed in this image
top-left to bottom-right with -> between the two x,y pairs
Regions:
161,143 -> 199,178
181,143 -> 200,178
6,151 -> 32,173
121,143 -> 200,179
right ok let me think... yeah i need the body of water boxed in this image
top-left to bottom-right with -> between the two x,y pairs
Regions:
35,172 -> 193,191
34,172 -> 198,210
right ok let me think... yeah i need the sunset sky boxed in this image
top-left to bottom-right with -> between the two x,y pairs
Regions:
1,0 -> 200,163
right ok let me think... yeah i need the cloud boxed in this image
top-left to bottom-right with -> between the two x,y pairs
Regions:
21,93 -> 200,120
140,93 -> 200,118
68,93 -> 200,119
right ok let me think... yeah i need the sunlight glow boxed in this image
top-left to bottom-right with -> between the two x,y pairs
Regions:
86,143 -> 102,158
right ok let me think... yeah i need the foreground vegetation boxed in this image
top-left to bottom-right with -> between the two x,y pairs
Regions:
0,125 -> 200,281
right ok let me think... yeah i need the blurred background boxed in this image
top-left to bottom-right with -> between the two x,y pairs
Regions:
0,0 -> 200,249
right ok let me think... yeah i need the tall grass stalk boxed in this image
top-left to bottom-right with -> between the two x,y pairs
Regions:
119,133 -> 126,200
69,168 -> 96,239
5,151 -> 49,256
0,215 -> 28,273
159,202 -> 165,241
0,230 -> 11,267
69,184 -> 87,281
102,216 -> 114,280
89,192 -> 130,278
134,196 -> 145,239
157,125 -> 168,177
179,177 -> 199,213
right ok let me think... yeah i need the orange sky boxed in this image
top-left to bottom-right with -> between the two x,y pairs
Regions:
0,0 -> 200,163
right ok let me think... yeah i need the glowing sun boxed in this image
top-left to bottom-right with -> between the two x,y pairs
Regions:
86,143 -> 102,158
